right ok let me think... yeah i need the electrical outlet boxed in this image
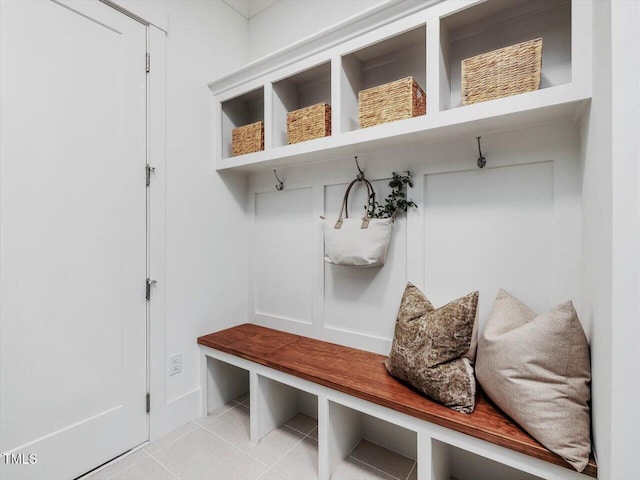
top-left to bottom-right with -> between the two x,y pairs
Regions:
169,353 -> 182,376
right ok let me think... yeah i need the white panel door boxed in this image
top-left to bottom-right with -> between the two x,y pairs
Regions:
0,1 -> 148,478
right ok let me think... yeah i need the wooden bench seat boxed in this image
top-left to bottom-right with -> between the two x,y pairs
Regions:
198,323 -> 597,478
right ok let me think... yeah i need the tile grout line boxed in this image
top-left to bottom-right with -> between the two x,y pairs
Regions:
84,399 -> 251,479
205,418 -> 313,470
197,403 -> 237,424
97,450 -> 153,480
143,424 -> 199,456
260,429 -> 311,480
151,405 -> 317,480
250,410 -> 406,480
255,417 -> 319,480
197,423 -> 271,469
107,404 -> 408,480
144,449 -> 181,480
347,454 -> 404,480
343,439 -> 414,480
256,465 -> 285,480
404,461 -> 417,480
282,422 -> 317,439
200,414 -> 316,480
82,446 -> 151,479
193,402 -> 247,433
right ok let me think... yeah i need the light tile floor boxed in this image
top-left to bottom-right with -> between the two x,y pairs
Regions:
83,396 -> 416,480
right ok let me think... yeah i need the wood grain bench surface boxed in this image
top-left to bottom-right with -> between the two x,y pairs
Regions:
198,323 -> 597,478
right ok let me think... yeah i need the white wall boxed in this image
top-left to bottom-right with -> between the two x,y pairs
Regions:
248,0 -> 386,61
580,1 -> 640,477
248,121 -> 583,356
608,1 -> 640,477
160,0 -> 250,434
111,0 -> 251,438
578,1 -> 612,475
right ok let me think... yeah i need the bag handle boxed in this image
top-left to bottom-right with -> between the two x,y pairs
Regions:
334,178 -> 376,229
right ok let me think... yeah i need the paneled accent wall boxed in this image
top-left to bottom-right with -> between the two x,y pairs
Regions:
253,188 -> 314,324
248,120 -> 582,354
324,180 -> 408,342
424,163 -> 554,323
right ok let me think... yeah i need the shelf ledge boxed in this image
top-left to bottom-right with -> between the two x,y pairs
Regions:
217,84 -> 590,172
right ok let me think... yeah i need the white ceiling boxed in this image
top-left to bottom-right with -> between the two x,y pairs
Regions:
223,0 -> 280,18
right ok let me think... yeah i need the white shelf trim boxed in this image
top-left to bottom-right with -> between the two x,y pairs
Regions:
218,84 -> 590,172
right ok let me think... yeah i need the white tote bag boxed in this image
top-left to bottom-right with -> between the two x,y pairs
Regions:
323,178 -> 393,267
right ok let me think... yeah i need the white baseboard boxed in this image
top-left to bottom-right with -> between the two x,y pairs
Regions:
151,387 -> 202,442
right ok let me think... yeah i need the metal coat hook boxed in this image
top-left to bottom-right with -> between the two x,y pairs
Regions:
273,169 -> 284,191
354,156 -> 365,181
476,136 -> 486,169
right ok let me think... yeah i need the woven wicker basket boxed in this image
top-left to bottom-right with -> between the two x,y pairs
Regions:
232,121 -> 264,156
287,103 -> 331,144
358,76 -> 426,129
461,38 -> 543,106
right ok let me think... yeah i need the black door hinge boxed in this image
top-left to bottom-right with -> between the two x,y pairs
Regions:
146,393 -> 150,413
146,278 -> 157,301
146,163 -> 155,187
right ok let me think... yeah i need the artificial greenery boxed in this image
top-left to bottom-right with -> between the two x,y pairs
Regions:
367,171 -> 417,219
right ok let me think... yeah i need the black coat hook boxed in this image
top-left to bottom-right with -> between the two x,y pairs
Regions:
476,136 -> 486,169
354,156 -> 365,181
273,169 -> 284,191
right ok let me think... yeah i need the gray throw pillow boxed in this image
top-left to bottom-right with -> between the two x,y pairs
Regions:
385,283 -> 479,413
476,289 -> 592,472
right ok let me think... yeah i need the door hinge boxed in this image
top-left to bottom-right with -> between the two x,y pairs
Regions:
146,163 -> 155,187
145,52 -> 150,73
146,393 -> 150,413
146,278 -> 157,301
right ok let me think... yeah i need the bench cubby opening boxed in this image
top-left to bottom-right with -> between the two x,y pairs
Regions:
431,439 -> 544,480
271,62 -> 332,147
221,87 -> 264,158
327,400 -> 417,480
254,375 -> 319,478
204,356 -> 250,415
439,0 -> 572,110
340,24 -> 426,132
256,375 -> 318,442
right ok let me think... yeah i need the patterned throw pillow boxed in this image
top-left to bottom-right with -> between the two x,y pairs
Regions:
476,289 -> 592,472
385,283 -> 479,413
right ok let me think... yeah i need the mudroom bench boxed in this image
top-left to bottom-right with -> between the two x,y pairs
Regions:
198,324 -> 597,480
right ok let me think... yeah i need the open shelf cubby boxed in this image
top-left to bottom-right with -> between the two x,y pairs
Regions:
439,0 -> 572,110
204,357 -> 249,414
328,401 -> 417,480
255,376 -> 319,478
272,62 -> 332,148
221,87 -> 264,159
340,24 -> 427,132
256,375 -> 318,440
431,440 -> 543,480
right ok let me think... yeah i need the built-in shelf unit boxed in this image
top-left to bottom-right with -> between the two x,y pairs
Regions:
207,0 -> 595,479
210,0 -> 590,172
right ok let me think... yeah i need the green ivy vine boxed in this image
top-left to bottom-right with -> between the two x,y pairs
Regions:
367,171 -> 417,219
